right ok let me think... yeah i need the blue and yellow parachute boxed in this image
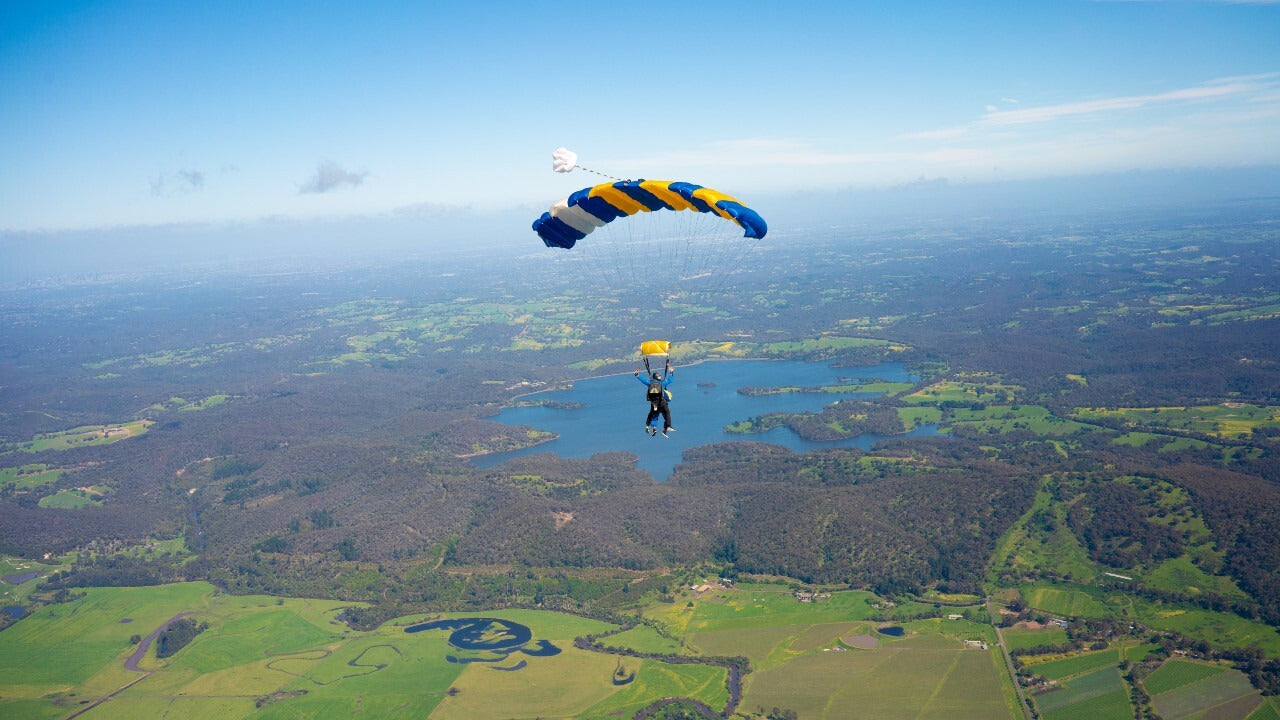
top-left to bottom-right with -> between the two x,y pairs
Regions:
533,179 -> 767,250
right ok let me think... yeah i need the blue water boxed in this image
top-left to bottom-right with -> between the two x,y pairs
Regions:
473,359 -> 938,480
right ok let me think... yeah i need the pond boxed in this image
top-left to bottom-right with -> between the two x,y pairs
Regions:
877,626 -> 905,637
473,359 -> 938,480
2,572 -> 39,585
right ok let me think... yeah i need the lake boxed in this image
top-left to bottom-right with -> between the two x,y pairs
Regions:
473,359 -> 938,480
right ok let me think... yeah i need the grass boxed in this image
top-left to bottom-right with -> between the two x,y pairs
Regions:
0,578 -> 1029,720
1143,555 -> 1246,599
598,624 -> 683,654
1034,666 -> 1127,716
1003,626 -> 1069,651
37,488 -> 105,509
0,464 -> 63,491
1249,698 -> 1280,720
945,405 -> 1095,436
1142,659 -> 1225,696
1023,649 -> 1121,681
1020,584 -> 1115,619
3,420 -> 154,455
1073,404 -> 1280,441
742,638 -> 1013,719
1151,667 -> 1257,719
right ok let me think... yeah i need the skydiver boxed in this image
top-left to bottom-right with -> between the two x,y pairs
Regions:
634,367 -> 675,437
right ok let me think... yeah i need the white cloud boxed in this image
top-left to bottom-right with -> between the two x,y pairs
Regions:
980,75 -> 1277,126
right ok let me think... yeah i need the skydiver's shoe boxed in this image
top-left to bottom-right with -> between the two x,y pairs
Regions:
662,430 -> 670,438
665,427 -> 675,433
645,426 -> 656,436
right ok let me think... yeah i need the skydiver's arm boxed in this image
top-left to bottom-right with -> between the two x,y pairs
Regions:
663,369 -> 675,388
636,373 -> 652,387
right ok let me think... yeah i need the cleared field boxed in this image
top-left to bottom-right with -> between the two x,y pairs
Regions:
743,638 -> 1013,720
0,464 -> 63,491
1143,659 -> 1226,696
1152,669 -> 1258,720
1249,698 -> 1280,720
1020,585 -> 1114,618
598,624 -> 683,654
1003,626 -> 1069,651
582,660 -> 729,718
1034,666 -> 1129,719
1073,404 -> 1280,440
4,420 -> 154,455
1024,649 -> 1120,681
2,583 -> 745,720
1143,555 -> 1247,599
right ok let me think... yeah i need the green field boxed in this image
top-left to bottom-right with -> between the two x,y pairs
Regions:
1018,582 -> 1280,656
37,487 -> 105,508
0,464 -> 63,491
1249,697 -> 1280,720
1023,649 -> 1122,681
641,583 -> 1019,719
1073,403 -> 1280,441
2,420 -> 154,455
1034,666 -> 1130,720
1151,667 -> 1259,719
1003,626 -> 1069,651
0,584 -> 743,720
1142,658 -> 1225,696
742,635 -> 1014,720
598,623 -> 683,654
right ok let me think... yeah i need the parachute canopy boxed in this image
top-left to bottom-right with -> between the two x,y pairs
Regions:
533,180 -> 767,250
639,340 -> 670,359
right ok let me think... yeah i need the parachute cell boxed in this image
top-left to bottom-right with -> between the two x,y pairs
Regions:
533,180 -> 767,250
639,340 -> 670,358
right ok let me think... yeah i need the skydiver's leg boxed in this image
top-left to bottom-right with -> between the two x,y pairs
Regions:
661,405 -> 672,433
646,406 -> 660,434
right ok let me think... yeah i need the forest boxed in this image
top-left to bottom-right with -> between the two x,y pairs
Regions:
1,199 -> 1279,674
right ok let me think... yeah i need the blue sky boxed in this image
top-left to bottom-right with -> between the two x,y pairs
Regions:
1,0 -> 1278,232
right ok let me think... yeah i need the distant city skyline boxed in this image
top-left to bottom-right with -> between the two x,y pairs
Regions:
2,1 -> 1278,232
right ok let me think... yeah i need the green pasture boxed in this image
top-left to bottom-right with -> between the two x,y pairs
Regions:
1,581 -> 751,720
0,464 -> 63,491
598,623 -> 683,654
945,405 -> 1094,436
1018,581 -> 1280,655
37,488 -> 104,508
1206,302 -> 1280,325
742,635 -> 1015,720
899,406 -> 943,427
1151,667 -> 1258,719
4,420 -> 153,455
1143,555 -> 1246,599
1003,626 -> 1069,651
1023,649 -> 1122,681
1135,603 -> 1280,656
682,585 -> 876,636
1073,403 -> 1280,440
758,336 -> 894,355
1249,697 -> 1280,720
901,376 -> 1022,405
989,481 -> 1101,585
1143,659 -> 1225,696
0,582 -> 217,699
1020,584 -> 1115,618
1033,666 -> 1129,719
582,660 -> 729,718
